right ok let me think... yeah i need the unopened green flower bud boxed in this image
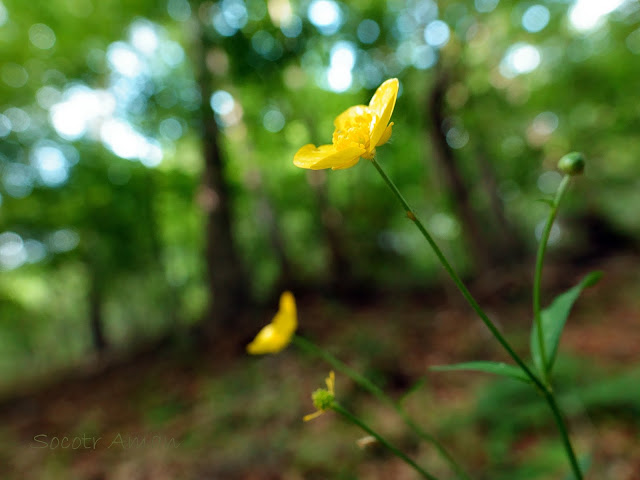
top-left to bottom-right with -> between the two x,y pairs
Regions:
311,388 -> 335,411
558,152 -> 585,176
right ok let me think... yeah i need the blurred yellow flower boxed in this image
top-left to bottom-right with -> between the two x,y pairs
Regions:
294,78 -> 399,170
246,291 -> 297,355
303,371 -> 336,421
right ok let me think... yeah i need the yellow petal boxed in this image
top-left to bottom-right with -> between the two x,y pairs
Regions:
368,78 -> 399,149
325,371 -> 335,395
334,105 -> 370,130
272,291 -> 297,334
246,324 -> 289,354
303,410 -> 324,422
294,144 -> 364,170
376,122 -> 393,147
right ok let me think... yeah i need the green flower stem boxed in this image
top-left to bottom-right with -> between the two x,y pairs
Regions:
544,390 -> 583,480
293,335 -> 471,480
533,174 -> 571,385
532,174 -> 582,480
331,402 -> 440,480
369,158 -> 583,480
369,158 -> 544,391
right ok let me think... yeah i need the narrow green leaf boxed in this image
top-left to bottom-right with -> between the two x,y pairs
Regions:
531,271 -> 602,375
430,361 -> 530,383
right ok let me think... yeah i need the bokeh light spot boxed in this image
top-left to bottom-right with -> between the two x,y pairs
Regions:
537,171 -> 562,194
107,42 -> 143,78
535,220 -> 561,244
4,108 -> 30,132
167,0 -> 191,21
281,15 -> 302,38
1,63 -> 28,88
413,45 -> 436,70
569,0 -> 625,32
0,232 -> 27,270
522,5 -> 550,33
263,109 -> 285,132
130,21 -> 159,56
24,239 -> 46,264
159,117 -> 183,140
424,20 -> 450,48
36,85 -> 62,109
0,1 -> 7,27
429,213 -> 461,240
50,86 -> 115,141
330,41 -> 356,70
47,229 -> 80,253
357,19 -> 380,44
500,43 -> 541,78
28,23 -> 56,50
0,114 -> 10,137
222,0 -> 248,29
446,127 -> 469,149
475,0 -> 499,14
31,145 -> 69,187
308,0 -> 342,35
251,30 -> 282,60
210,90 -> 235,115
3,163 -> 35,198
327,67 -> 352,92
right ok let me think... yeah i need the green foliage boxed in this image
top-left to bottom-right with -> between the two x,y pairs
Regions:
530,271 -> 602,376
0,0 -> 639,390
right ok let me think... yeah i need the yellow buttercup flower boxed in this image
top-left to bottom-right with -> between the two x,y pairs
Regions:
246,291 -> 297,355
303,371 -> 336,421
294,78 -> 399,170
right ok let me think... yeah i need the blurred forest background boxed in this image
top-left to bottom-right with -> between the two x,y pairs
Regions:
0,0 -> 639,478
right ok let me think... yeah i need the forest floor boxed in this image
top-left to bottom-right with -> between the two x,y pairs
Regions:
1,254 -> 639,480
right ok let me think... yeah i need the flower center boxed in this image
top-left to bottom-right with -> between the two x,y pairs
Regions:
332,110 -> 373,154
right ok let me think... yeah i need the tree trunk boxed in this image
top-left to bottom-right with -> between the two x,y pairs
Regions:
88,266 -> 107,354
189,13 -> 248,333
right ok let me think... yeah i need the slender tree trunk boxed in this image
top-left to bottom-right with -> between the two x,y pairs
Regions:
189,12 -> 248,332
427,71 -> 493,273
88,266 -> 107,353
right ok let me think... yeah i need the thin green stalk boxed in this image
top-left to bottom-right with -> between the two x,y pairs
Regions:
545,391 -> 583,479
370,157 -> 583,480
531,175 -> 582,480
369,158 -> 544,392
533,175 -> 571,385
331,402 -> 440,480
293,335 -> 471,480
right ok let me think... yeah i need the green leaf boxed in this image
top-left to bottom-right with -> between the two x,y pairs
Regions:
430,361 -> 531,383
531,271 -> 602,375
